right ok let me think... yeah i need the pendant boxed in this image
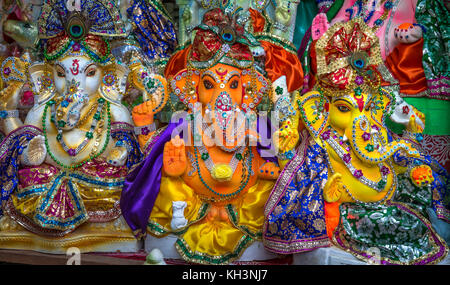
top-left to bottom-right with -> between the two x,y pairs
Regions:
211,163 -> 233,182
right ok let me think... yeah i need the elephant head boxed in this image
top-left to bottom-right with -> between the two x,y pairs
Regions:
299,89 -> 421,167
170,62 -> 269,147
28,52 -> 129,130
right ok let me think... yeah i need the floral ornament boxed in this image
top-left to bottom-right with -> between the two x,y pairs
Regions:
102,72 -> 116,87
362,132 -> 371,141
314,18 -> 383,97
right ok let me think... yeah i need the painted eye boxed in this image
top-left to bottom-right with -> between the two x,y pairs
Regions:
203,79 -> 214,90
337,105 -> 350,112
86,68 -> 96,77
56,69 -> 65,78
230,79 -> 239,89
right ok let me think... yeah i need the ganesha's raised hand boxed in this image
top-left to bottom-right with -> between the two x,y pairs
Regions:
394,23 -> 423,44
163,135 -> 187,177
323,173 -> 344,203
132,101 -> 154,127
132,101 -> 155,147
274,123 -> 299,154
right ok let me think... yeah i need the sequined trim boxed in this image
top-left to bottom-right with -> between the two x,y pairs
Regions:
174,234 -> 254,265
226,204 -> 262,240
5,198 -> 75,238
111,122 -> 135,132
88,200 -> 121,223
263,236 -> 330,254
435,205 -> 450,223
0,125 -> 41,159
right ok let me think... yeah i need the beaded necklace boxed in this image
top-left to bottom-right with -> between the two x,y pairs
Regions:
52,97 -> 106,157
42,99 -> 111,169
193,145 -> 252,202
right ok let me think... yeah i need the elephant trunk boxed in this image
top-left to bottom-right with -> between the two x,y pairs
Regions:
349,115 -> 420,165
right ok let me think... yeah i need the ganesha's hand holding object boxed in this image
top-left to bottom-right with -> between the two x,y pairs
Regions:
20,135 -> 47,166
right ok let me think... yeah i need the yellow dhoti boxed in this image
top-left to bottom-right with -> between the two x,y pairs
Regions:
147,176 -> 274,264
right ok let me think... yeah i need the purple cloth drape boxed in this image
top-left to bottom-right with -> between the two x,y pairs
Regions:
120,118 -> 185,236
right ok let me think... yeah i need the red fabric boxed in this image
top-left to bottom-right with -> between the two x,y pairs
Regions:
260,40 -> 304,93
385,38 -> 428,95
249,8 -> 266,33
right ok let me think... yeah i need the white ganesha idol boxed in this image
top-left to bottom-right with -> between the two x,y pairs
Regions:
0,0 -> 146,253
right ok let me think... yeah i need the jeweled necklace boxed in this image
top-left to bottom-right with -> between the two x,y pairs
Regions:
322,128 -> 390,192
193,145 -> 252,202
51,97 -> 106,157
197,141 -> 246,182
42,98 -> 111,169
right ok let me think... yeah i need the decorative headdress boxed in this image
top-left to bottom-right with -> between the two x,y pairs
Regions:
39,0 -> 126,63
189,8 -> 262,71
314,17 -> 385,97
165,7 -> 304,112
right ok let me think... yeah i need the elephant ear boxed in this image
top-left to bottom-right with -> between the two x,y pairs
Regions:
170,68 -> 200,109
28,62 -> 56,105
240,69 -> 269,112
100,63 -> 130,104
370,88 -> 395,127
298,90 -> 330,141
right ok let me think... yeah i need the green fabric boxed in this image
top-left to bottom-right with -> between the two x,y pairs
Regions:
292,0 -> 318,50
386,98 -> 450,136
415,0 -> 450,82
326,0 -> 345,22
336,174 -> 445,264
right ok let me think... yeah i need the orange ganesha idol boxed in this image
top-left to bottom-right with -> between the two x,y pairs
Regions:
120,7 -> 303,264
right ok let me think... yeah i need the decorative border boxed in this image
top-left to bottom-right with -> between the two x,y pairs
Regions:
174,234 -> 254,265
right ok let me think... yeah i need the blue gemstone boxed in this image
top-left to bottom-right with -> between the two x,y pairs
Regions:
0,110 -> 7,119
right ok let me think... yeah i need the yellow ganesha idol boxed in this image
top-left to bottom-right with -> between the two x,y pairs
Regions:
120,7 -> 304,264
0,0 -> 146,253
263,18 -> 449,265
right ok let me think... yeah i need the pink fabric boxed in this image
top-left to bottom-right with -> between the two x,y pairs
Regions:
80,159 -> 128,179
45,182 -> 76,219
18,164 -> 59,188
331,0 -> 418,59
